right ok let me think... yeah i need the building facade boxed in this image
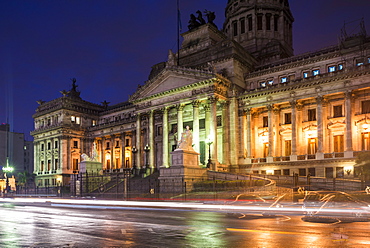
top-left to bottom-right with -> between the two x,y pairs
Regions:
31,0 -> 370,187
0,123 -> 34,176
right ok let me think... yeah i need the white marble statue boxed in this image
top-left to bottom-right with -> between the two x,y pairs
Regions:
178,126 -> 194,151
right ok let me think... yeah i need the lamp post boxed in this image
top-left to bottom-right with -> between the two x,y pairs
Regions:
206,141 -> 213,169
3,163 -> 14,194
144,144 -> 150,175
132,146 -> 138,176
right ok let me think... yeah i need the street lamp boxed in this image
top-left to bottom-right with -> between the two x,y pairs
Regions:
206,140 -> 213,169
2,163 -> 14,193
144,144 -> 150,174
132,146 -> 138,175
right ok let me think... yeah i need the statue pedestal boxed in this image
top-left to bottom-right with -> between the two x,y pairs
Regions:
159,149 -> 207,193
79,161 -> 102,173
171,148 -> 200,168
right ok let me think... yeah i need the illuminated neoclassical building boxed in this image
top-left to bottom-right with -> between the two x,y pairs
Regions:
31,0 -> 370,187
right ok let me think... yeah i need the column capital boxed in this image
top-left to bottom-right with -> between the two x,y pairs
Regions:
203,104 -> 211,112
266,104 -> 274,111
245,107 -> 252,115
273,105 -> 280,115
220,100 -> 230,109
176,103 -> 185,111
316,95 -> 328,107
208,96 -> 219,104
192,100 -> 201,108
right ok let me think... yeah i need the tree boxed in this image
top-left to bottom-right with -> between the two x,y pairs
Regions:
355,151 -> 370,182
17,171 -> 35,188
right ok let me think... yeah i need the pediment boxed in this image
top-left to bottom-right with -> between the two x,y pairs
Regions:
129,67 -> 214,102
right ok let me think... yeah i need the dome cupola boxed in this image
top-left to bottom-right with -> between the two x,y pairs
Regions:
223,0 -> 294,64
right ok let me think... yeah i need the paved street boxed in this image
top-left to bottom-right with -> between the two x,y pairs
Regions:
1,199 -> 370,247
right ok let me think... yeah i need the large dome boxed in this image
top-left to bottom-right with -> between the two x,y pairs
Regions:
223,0 -> 294,63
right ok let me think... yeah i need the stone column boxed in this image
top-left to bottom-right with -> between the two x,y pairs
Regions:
204,104 -> 211,164
135,113 -> 141,171
345,91 -> 354,157
296,101 -> 304,155
162,107 -> 169,168
229,96 -> 239,165
209,96 -> 218,170
245,108 -> 252,160
273,105 -> 281,157
316,96 -> 324,159
192,100 -> 200,153
149,110 -> 155,171
222,101 -> 231,165
241,109 -> 247,159
176,104 -> 185,143
290,100 -> 297,160
121,132 -> 125,168
267,104 -> 274,161
110,135 -> 114,169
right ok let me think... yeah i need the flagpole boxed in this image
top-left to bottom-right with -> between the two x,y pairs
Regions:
177,0 -> 180,66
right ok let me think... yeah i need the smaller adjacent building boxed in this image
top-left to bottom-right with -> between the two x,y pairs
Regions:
0,123 -> 34,185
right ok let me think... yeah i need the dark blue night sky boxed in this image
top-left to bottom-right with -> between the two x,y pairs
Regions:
1,0 -> 369,139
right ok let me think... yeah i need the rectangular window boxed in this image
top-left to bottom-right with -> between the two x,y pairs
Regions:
334,135 -> 344,153
115,141 -> 120,148
266,14 -> 271,30
362,132 -> 370,150
171,123 -> 178,133
284,113 -> 292,124
267,80 -> 273,85
41,144 -> 44,151
308,168 -> 316,177
54,140 -> 58,149
157,126 -> 163,136
47,160 -> 51,171
40,161 -> 44,171
71,116 -> 76,123
336,167 -> 344,178
248,15 -> 253,31
356,58 -> 364,66
106,142 -> 110,149
54,158 -> 59,170
263,116 -> 268,127
274,15 -> 279,31
257,14 -> 263,30
92,120 -> 97,126
362,100 -> 370,114
338,64 -> 344,70
303,72 -> 309,78
263,143 -> 269,157
333,105 -> 342,118
73,159 -> 79,171
47,142 -> 51,150
240,19 -> 245,34
284,140 -> 291,156
299,168 -> 306,176
274,170 -> 281,175
125,139 -> 130,147
308,138 -> 317,154
308,109 -> 316,121
233,22 -> 238,36
312,69 -> 320,76
73,140 -> 78,148
280,77 -> 287,83
283,169 -> 290,175
328,66 -> 336,72
217,116 -> 222,127
260,82 -> 266,87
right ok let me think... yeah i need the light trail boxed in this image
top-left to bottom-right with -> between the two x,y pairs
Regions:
1,197 -> 369,216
